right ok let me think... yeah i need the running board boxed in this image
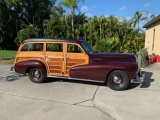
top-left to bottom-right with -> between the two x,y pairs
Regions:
47,75 -> 104,83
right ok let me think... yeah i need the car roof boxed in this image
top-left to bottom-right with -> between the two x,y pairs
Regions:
22,38 -> 85,44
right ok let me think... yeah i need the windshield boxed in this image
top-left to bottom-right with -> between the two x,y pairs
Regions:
81,42 -> 94,54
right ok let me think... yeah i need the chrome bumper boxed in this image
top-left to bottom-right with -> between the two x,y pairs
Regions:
10,67 -> 15,71
131,69 -> 145,83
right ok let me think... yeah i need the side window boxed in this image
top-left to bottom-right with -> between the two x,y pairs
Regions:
21,43 -> 43,51
67,44 -> 83,53
46,43 -> 63,52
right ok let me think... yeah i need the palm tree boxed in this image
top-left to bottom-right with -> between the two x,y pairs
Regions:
117,18 -> 131,52
94,16 -> 105,40
105,15 -> 119,37
129,11 -> 149,31
59,0 -> 85,39
84,17 -> 95,45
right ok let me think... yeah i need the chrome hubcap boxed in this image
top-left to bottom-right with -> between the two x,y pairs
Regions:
112,75 -> 122,85
33,70 -> 40,79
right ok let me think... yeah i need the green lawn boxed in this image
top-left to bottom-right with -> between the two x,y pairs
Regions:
0,50 -> 17,59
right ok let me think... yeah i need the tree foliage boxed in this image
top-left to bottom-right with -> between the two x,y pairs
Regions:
0,0 -> 55,49
93,37 -> 119,52
0,0 -> 148,54
15,24 -> 39,46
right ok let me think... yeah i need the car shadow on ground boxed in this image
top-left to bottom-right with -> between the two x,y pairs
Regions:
128,72 -> 154,90
46,71 -> 154,90
0,73 -> 26,82
3,71 -> 154,90
46,72 -> 154,90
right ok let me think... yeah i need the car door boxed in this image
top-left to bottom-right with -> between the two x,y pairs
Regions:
64,43 -> 89,76
45,42 -> 64,76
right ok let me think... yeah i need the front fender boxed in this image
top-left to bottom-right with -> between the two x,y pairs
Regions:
14,60 -> 47,74
70,62 -> 138,82
109,62 -> 138,80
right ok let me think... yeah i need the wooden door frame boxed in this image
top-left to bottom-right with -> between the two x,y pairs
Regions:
44,42 -> 65,76
63,42 -> 89,76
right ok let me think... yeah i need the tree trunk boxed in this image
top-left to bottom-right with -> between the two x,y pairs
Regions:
65,14 -> 68,27
71,8 -> 74,39
31,0 -> 34,24
100,24 -> 101,40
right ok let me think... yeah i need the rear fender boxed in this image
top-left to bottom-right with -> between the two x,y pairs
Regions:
15,60 -> 48,74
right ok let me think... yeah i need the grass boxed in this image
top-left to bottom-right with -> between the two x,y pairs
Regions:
0,50 -> 17,64
0,50 -> 17,59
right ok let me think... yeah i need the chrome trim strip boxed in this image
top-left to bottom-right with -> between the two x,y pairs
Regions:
48,76 -> 69,79
70,77 -> 104,83
47,75 -> 104,83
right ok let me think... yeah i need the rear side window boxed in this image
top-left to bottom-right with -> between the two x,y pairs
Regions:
21,43 -> 43,51
46,43 -> 63,52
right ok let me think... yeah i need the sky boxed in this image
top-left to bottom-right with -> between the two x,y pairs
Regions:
56,0 -> 160,27
78,0 -> 159,18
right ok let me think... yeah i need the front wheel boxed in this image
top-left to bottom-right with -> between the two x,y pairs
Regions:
29,68 -> 46,83
107,70 -> 129,91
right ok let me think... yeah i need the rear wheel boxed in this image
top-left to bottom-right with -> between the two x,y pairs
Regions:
29,68 -> 46,83
107,70 -> 129,91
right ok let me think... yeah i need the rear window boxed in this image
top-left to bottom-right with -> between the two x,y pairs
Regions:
21,43 -> 43,51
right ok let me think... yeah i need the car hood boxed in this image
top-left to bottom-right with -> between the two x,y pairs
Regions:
89,53 -> 137,63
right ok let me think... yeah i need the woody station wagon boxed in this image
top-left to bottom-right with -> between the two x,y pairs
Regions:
11,38 -> 145,90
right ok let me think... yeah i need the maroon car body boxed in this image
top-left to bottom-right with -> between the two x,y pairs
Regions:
70,54 -> 138,81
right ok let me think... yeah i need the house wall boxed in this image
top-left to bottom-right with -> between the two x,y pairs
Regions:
145,21 -> 160,55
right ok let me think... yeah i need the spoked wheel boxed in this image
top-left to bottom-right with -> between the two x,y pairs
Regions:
107,70 -> 129,91
29,68 -> 46,83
